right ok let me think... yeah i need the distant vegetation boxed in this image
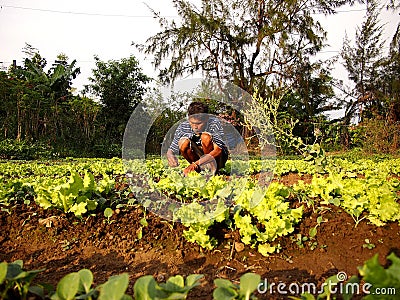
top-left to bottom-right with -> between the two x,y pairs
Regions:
1,0 -> 399,159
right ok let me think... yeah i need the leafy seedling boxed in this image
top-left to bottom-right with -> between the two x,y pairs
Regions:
213,273 -> 261,300
134,274 -> 203,299
362,239 -> 375,250
358,252 -> 400,299
97,273 -> 131,300
103,207 -> 114,224
0,260 -> 44,300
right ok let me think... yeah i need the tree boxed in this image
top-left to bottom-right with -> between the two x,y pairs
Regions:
275,58 -> 337,147
340,0 -> 385,123
339,0 -> 400,152
61,96 -> 102,152
48,53 -> 80,102
85,55 -> 150,144
8,45 -> 81,142
281,57 -> 336,119
0,71 -> 21,139
375,36 -> 400,122
139,0 -> 359,96
1,45 -> 136,157
382,0 -> 400,121
387,0 -> 400,10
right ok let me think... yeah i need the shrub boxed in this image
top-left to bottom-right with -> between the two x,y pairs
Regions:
0,139 -> 53,160
360,119 -> 400,154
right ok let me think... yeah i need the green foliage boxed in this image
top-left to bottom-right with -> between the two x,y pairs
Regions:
51,272 -> 81,300
155,172 -> 293,253
339,0 -> 400,127
290,216 -> 323,251
213,273 -> 261,300
84,55 -> 150,144
50,269 -> 131,300
170,175 -> 231,249
91,144 -> 122,159
0,179 -> 35,207
233,182 -> 303,255
243,92 -> 329,172
0,158 -> 126,216
358,252 -> 400,299
303,144 -> 327,173
152,168 -> 303,254
291,162 -> 400,227
360,119 -> 400,154
134,274 -> 203,299
6,46 -> 82,147
2,155 -> 400,256
0,45 -> 152,158
174,199 -> 228,249
0,260 -> 44,300
35,171 -> 115,216
1,253 -> 400,299
280,58 -> 337,140
243,91 -> 299,152
97,274 -> 131,300
0,261 -> 133,300
0,139 -> 53,160
155,170 -> 231,201
140,0 -> 352,94
104,207 -> 114,223
291,252 -> 400,300
143,88 -> 186,155
362,239 -> 376,250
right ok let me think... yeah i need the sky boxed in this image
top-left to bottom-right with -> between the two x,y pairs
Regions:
0,0 -> 399,98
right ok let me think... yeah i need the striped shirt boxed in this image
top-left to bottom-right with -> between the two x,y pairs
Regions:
169,116 -> 228,155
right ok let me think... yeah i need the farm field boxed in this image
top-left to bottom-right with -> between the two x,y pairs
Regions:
1,154 -> 400,299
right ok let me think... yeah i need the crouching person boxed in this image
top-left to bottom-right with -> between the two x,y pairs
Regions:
166,101 -> 228,176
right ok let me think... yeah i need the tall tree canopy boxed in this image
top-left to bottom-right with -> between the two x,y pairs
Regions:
280,57 -> 336,138
140,0 -> 359,95
380,0 -> 400,121
7,45 -> 81,142
340,0 -> 397,123
12,45 -> 80,102
85,55 -> 150,144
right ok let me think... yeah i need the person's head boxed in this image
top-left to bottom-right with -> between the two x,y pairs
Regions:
187,101 -> 209,134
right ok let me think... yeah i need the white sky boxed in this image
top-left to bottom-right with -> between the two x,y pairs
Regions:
0,0 -> 398,98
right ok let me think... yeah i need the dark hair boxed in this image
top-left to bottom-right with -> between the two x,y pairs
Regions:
188,101 -> 209,116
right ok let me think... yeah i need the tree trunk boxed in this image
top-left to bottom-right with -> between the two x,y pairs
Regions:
16,92 -> 22,141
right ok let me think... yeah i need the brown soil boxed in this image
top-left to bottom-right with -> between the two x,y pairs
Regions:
1,173 -> 400,299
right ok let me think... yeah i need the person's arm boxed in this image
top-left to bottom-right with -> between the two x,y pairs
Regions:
167,122 -> 184,167
167,148 -> 179,167
183,161 -> 200,175
183,143 -> 222,175
195,143 -> 222,166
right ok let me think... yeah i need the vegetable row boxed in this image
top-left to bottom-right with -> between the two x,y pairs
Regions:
1,157 -> 399,256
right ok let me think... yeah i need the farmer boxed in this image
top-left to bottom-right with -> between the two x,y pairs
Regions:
166,101 -> 229,176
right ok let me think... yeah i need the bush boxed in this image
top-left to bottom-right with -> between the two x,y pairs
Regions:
92,143 -> 122,158
0,139 -> 54,160
360,119 -> 400,154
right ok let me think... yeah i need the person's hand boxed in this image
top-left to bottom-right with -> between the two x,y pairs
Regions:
166,150 -> 179,167
183,163 -> 200,176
